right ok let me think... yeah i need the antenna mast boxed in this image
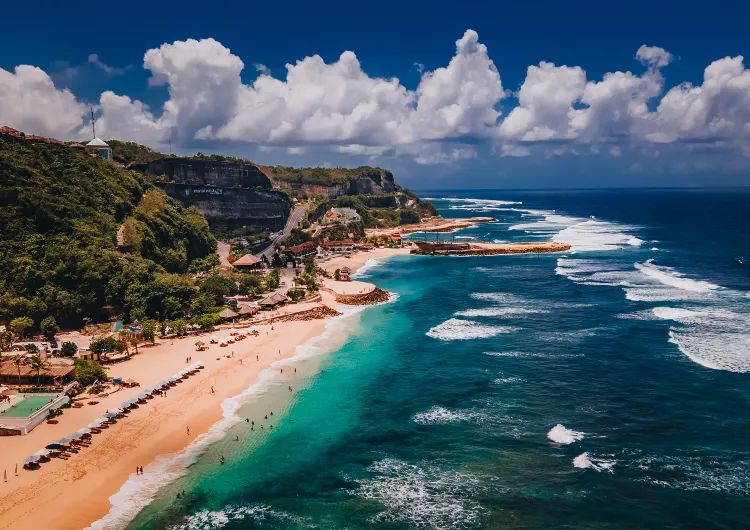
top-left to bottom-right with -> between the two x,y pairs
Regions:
91,108 -> 96,138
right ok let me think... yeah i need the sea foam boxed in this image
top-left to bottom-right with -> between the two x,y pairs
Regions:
426,318 -> 519,341
573,452 -> 616,472
413,406 -> 485,425
547,424 -> 585,445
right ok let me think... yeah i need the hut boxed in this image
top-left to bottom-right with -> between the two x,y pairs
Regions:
85,137 -> 113,160
219,308 -> 239,321
258,292 -> 288,309
339,266 -> 352,281
237,302 -> 259,317
233,254 -> 263,270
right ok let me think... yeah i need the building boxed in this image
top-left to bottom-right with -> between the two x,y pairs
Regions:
232,253 -> 263,270
285,241 -> 316,257
258,292 -> 288,308
237,302 -> 259,317
0,361 -> 76,386
339,266 -> 351,281
355,242 -> 375,251
219,308 -> 239,321
322,240 -> 355,253
86,137 -> 113,160
390,233 -> 403,246
324,207 -> 361,225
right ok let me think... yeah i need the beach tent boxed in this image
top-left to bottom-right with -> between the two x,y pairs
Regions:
45,443 -> 64,450
24,455 -> 41,463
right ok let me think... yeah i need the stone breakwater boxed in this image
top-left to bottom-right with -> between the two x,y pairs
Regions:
334,288 -> 391,305
411,242 -> 571,256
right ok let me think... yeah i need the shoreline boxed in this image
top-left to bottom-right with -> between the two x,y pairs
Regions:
0,248 -> 405,530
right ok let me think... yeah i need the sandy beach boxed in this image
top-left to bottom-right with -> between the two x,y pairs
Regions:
0,248 -> 404,530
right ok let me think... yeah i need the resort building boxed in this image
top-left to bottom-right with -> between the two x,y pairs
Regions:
232,253 -> 264,270
85,137 -> 113,160
285,241 -> 316,258
237,302 -> 259,317
322,240 -> 355,253
219,308 -> 239,321
355,242 -> 375,251
339,266 -> 351,281
0,361 -> 76,386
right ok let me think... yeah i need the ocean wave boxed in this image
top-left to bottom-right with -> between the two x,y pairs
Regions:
630,452 -> 750,494
426,318 -> 519,341
573,452 -> 616,472
553,220 -> 643,252
87,301 -> 387,530
635,260 -> 719,293
455,307 -> 549,318
351,258 -> 382,279
352,458 -> 489,529
652,306 -> 750,372
485,351 -> 584,359
493,377 -> 523,384
547,424 -> 585,445
470,292 -> 530,304
166,504 -> 307,530
413,406 -> 486,425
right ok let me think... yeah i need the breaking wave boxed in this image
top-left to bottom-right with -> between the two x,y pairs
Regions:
426,318 -> 519,341
547,424 -> 585,445
455,307 -> 548,318
573,452 -> 616,472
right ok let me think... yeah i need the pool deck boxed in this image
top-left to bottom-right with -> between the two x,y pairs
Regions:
0,393 -> 69,435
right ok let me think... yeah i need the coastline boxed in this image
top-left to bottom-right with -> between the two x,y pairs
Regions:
0,248 -> 405,530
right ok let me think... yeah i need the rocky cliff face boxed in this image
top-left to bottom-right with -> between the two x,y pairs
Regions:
133,158 -> 272,189
132,158 -> 288,236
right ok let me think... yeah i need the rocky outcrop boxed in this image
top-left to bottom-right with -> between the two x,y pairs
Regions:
411,242 -> 572,256
334,288 -> 391,305
271,168 -> 395,198
268,305 -> 341,322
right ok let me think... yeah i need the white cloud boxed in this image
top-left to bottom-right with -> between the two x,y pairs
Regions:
0,65 -> 86,137
87,54 -> 131,76
2,35 -> 750,167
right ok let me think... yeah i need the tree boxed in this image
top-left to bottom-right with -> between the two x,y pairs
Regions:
140,320 -> 157,343
73,359 -> 108,386
28,355 -> 49,386
11,355 -> 23,387
265,269 -> 281,290
192,313 -> 221,331
334,268 -> 341,281
60,342 -> 78,358
9,317 -> 34,339
24,343 -> 39,354
286,288 -> 306,301
169,318 -> 188,337
90,335 -> 126,359
303,258 -> 315,275
39,316 -> 59,340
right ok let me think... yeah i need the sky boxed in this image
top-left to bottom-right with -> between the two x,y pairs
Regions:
1,0 -> 749,189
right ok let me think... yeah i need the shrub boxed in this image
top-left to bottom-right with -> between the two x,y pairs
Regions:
40,316 -> 59,340
60,342 -> 78,357
74,359 -> 108,386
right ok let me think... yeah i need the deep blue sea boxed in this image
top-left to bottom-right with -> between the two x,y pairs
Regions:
113,189 -> 750,530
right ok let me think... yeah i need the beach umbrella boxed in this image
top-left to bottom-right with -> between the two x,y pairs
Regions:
104,412 -> 117,419
55,437 -> 72,444
66,432 -> 82,440
137,392 -> 148,399
94,417 -> 108,424
24,455 -> 41,463
76,428 -> 91,436
34,449 -> 51,456
88,421 -> 102,429
45,443 -> 63,450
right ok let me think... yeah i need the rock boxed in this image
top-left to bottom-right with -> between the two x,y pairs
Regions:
335,288 -> 390,305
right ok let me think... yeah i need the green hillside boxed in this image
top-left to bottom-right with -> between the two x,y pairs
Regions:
0,138 -> 216,327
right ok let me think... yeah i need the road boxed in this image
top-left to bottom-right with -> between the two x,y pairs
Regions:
256,202 -> 310,262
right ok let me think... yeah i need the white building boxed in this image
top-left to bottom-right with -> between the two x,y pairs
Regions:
86,137 -> 113,160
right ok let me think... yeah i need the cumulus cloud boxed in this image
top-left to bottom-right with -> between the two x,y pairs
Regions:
1,34 -> 749,166
0,65 -> 86,136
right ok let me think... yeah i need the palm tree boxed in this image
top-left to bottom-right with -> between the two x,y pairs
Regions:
119,331 -> 132,360
27,355 -> 48,387
11,355 -> 23,387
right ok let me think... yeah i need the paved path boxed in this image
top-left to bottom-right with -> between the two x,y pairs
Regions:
216,241 -> 232,267
256,202 -> 310,262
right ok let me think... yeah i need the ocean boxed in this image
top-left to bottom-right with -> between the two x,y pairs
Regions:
109,188 -> 750,529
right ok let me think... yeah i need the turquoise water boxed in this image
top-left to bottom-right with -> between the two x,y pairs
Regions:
119,189 -> 750,529
0,395 -> 56,417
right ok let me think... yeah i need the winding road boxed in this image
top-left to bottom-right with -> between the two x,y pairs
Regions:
256,202 -> 310,262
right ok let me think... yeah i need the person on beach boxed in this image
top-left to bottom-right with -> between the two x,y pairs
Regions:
257,355 -> 259,361
235,435 -> 239,441
240,359 -> 242,365
280,368 -> 283,374
136,466 -> 139,475
246,418 -> 249,423
211,386 -> 214,394
289,386 -> 292,392
187,426 -> 190,435
140,466 -> 144,474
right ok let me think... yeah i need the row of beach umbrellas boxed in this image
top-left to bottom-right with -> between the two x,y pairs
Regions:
24,362 -> 205,468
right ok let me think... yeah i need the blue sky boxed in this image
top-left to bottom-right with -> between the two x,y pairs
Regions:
2,0 -> 749,188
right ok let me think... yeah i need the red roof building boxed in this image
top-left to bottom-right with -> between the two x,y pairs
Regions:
285,241 -> 316,256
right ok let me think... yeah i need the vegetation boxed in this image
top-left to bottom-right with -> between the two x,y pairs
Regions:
8,317 -> 34,338
285,228 -> 312,247
59,341 -> 78,357
40,316 -> 59,340
0,138 -> 216,327
107,140 -> 165,166
74,359 -> 108,386
286,288 -> 306,301
89,335 -> 126,357
271,165 -> 392,187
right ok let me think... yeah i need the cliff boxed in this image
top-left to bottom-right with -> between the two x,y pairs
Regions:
269,166 -> 395,198
131,157 -> 288,237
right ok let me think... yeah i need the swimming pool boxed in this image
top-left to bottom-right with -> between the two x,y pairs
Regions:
0,394 -> 58,417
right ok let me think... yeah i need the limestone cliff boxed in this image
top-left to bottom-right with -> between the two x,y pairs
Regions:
268,166 -> 395,198
131,157 -> 289,237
